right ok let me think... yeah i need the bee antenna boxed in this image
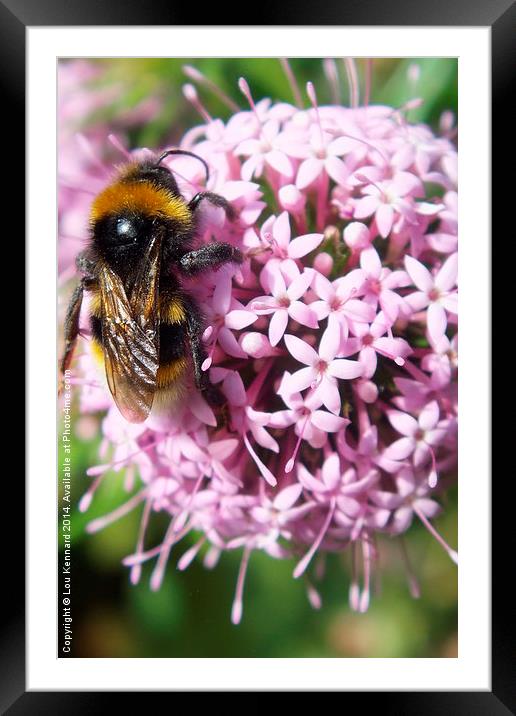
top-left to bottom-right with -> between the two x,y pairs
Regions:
155,149 -> 210,184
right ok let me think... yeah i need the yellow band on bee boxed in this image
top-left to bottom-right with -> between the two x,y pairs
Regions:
164,297 -> 186,324
157,357 -> 187,388
91,338 -> 104,365
91,338 -> 186,391
89,290 -> 102,318
90,180 -> 192,225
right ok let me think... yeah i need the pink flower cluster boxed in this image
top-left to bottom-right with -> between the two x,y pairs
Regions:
59,60 -> 458,623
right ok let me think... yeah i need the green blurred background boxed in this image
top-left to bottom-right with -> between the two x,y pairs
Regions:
59,58 -> 457,658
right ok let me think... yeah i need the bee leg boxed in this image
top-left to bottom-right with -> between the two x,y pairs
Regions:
75,250 -> 96,276
188,191 -> 236,221
179,243 -> 243,276
183,299 -> 225,407
60,281 -> 84,386
60,272 -> 96,384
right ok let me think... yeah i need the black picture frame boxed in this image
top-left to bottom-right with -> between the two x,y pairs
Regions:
6,0 -> 506,709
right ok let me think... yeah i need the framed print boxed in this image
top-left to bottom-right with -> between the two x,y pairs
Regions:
4,0 -> 508,708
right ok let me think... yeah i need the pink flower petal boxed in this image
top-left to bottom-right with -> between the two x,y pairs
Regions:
221,180 -> 261,201
310,300 -> 330,320
273,483 -> 303,510
405,290 -> 429,312
266,149 -> 294,178
370,508 -> 391,529
359,345 -> 377,378
315,376 -> 341,415
288,232 -> 324,259
247,406 -> 274,426
419,401 -> 440,431
358,426 -> 378,455
435,252 -> 458,291
384,437 -> 415,460
335,268 -> 366,299
244,434 -> 277,486
393,506 -> 414,533
374,337 -> 411,364
225,309 -> 258,330
288,366 -> 317,393
441,292 -> 458,314
426,427 -> 448,446
328,358 -> 363,380
272,211 -> 291,249
311,410 -> 349,432
325,155 -> 349,185
322,453 -> 341,489
379,289 -> 401,324
319,325 -> 340,362
288,301 -> 319,328
313,272 -> 335,301
208,438 -> 239,461
343,299 -> 377,322
236,138 -> 262,155
353,195 -> 380,219
250,296 -> 277,313
427,233 -> 458,253
415,498 -> 440,519
387,409 -> 418,437
241,154 -> 264,181
296,157 -> 323,189
413,441 -> 430,467
404,255 -> 434,292
416,201 -> 445,216
262,118 -> 280,141
297,464 -> 324,492
250,423 -> 279,453
268,409 -> 296,429
270,269 -> 287,297
360,246 -> 382,278
189,392 -> 216,427
240,201 -> 266,225
212,273 -> 232,315
376,203 -> 394,238
268,309 -> 289,346
337,495 -> 361,518
369,490 -> 402,510
392,171 -> 423,197
218,326 -> 247,358
284,333 -> 318,365
223,371 -> 247,406
328,136 -> 358,155
356,378 -> 378,403
287,269 -> 314,300
427,302 -> 447,344
391,145 -> 415,170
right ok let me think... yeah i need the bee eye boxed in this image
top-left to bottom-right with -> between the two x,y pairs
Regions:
116,218 -> 138,242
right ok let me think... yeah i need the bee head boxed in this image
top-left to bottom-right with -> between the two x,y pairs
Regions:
91,211 -> 159,279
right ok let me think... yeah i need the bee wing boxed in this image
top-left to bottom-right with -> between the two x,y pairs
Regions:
99,235 -> 162,423
128,231 -> 162,332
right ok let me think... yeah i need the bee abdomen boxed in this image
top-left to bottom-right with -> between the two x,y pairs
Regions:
159,322 -> 187,364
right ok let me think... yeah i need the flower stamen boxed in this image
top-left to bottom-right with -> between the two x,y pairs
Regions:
279,58 -> 303,108
231,546 -> 252,625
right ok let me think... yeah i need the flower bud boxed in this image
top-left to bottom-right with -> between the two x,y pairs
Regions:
278,184 -> 306,213
313,252 -> 333,276
344,221 -> 371,250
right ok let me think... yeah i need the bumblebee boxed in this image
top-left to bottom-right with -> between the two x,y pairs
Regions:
60,149 -> 243,423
